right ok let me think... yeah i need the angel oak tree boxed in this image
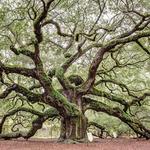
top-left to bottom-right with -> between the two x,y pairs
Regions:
0,0 -> 150,143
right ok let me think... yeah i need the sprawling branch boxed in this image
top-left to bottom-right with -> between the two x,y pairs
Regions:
0,61 -> 36,79
89,87 -> 150,111
95,79 -> 138,98
129,92 -> 150,106
89,88 -> 129,111
0,107 -> 58,139
10,45 -> 34,58
81,30 -> 150,94
42,19 -> 73,38
62,43 -> 103,72
118,17 -> 150,39
136,40 -> 150,55
0,83 -> 43,103
85,97 -> 150,139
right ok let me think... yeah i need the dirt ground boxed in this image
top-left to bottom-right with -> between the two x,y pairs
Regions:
0,138 -> 149,150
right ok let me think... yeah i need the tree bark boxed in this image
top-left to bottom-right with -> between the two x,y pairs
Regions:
59,114 -> 88,143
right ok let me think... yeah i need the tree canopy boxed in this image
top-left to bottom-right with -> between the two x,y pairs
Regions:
0,0 -> 150,143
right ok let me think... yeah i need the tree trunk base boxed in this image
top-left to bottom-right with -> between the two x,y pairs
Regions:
58,137 -> 89,144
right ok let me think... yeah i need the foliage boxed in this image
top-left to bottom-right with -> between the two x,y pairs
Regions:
0,0 -> 149,142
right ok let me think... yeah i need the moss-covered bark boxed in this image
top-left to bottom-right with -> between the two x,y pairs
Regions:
58,114 -> 88,143
85,97 -> 150,139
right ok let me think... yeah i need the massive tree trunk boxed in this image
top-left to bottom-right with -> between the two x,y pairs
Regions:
59,94 -> 87,142
59,113 -> 87,143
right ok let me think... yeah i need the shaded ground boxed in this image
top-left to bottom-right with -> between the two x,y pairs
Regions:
0,138 -> 150,150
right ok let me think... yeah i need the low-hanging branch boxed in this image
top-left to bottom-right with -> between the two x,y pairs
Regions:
0,83 -> 43,103
89,87 -> 150,111
89,88 -> 129,110
84,97 -> 150,139
0,107 -> 59,139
